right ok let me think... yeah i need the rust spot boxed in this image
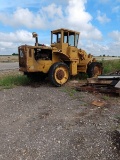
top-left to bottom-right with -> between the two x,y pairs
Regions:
56,70 -> 64,80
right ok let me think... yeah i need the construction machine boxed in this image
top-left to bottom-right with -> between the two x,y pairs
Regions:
18,28 -> 102,86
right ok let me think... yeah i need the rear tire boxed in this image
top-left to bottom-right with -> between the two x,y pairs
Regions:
49,62 -> 70,87
87,62 -> 103,78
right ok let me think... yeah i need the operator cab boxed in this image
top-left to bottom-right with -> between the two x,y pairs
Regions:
51,28 -> 80,48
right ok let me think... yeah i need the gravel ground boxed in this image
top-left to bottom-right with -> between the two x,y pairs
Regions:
0,79 -> 120,160
0,62 -> 19,71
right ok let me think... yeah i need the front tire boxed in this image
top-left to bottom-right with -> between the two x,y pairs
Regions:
87,62 -> 103,78
49,62 -> 70,87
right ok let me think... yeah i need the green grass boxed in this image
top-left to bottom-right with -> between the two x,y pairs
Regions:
0,75 -> 31,89
100,59 -> 120,74
102,95 -> 110,101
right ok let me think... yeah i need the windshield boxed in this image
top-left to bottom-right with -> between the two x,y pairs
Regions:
52,32 -> 61,43
68,33 -> 79,47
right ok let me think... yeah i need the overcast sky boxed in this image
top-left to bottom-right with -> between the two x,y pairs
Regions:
0,0 -> 120,56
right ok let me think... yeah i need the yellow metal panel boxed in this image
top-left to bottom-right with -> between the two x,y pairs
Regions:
77,65 -> 87,73
62,43 -> 68,55
70,61 -> 77,75
27,49 -> 35,71
67,46 -> 78,59
36,60 -> 52,73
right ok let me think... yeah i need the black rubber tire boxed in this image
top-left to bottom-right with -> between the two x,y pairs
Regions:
87,62 -> 103,78
48,62 -> 70,87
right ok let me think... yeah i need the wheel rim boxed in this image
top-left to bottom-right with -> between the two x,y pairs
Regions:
54,66 -> 69,84
93,66 -> 102,77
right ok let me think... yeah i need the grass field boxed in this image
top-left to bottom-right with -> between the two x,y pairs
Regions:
0,55 -> 18,62
98,59 -> 120,74
95,56 -> 120,61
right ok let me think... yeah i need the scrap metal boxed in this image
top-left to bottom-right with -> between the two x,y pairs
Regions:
76,70 -> 120,96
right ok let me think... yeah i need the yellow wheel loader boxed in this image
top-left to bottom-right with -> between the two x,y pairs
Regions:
18,28 -> 102,86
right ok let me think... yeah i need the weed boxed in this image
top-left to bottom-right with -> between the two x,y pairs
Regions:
102,95 -> 110,101
100,59 -> 120,74
60,87 -> 77,97
0,75 -> 31,89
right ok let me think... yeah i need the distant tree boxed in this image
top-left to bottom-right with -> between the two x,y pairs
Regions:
103,54 -> 106,57
12,53 -> 18,56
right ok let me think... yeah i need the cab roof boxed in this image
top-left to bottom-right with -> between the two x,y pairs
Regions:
51,28 -> 80,34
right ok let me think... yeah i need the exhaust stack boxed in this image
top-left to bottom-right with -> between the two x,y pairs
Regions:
32,32 -> 38,46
